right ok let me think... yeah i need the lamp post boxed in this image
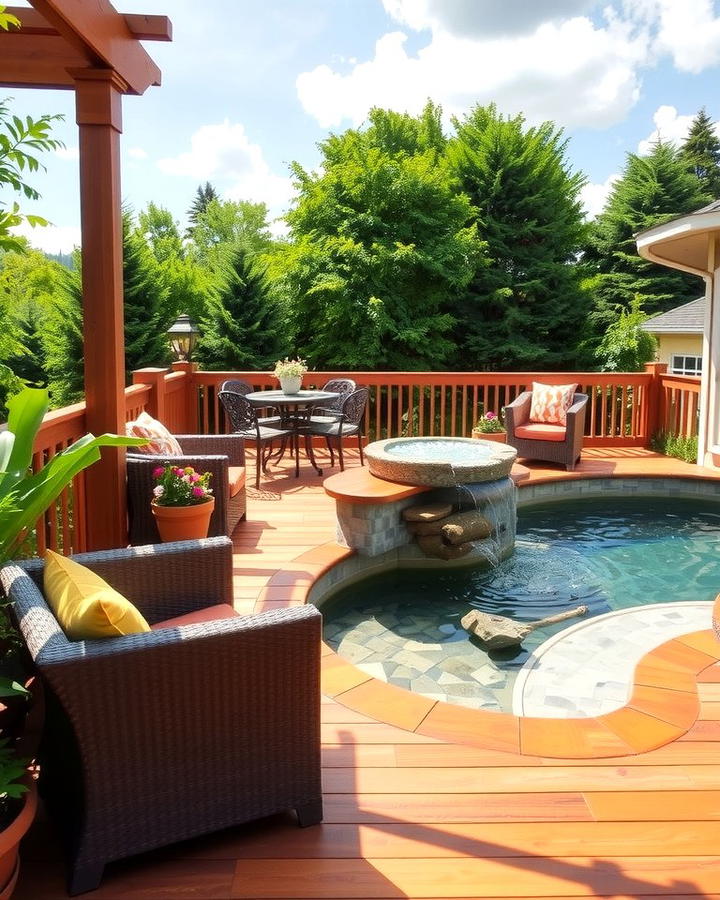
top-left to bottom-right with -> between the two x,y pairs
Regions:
167,314 -> 200,361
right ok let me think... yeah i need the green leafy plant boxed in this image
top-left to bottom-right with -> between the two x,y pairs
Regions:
152,464 -> 213,507
651,430 -> 698,464
473,411 -> 505,434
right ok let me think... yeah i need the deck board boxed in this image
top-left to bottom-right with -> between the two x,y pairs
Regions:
16,449 -> 720,899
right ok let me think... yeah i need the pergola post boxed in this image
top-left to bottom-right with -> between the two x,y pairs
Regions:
699,236 -> 719,466
74,70 -> 128,549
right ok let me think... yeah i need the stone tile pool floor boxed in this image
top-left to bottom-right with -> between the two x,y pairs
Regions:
326,601 -> 714,715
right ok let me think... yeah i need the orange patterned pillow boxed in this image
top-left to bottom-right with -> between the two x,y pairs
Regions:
125,411 -> 183,456
529,382 -> 578,426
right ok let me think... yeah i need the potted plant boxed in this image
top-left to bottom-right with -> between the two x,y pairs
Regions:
273,357 -> 307,395
471,410 -> 507,442
0,387 -> 145,897
150,464 -> 215,542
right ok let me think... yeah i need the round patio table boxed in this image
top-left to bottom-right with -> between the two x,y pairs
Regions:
245,389 -> 340,476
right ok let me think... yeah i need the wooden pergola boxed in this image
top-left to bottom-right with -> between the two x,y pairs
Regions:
0,0 -> 171,549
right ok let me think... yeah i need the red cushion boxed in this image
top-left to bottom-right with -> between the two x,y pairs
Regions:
228,466 -> 246,498
515,423 -> 567,442
151,603 -> 239,630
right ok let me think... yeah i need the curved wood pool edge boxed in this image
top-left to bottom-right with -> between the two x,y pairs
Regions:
289,458 -> 720,759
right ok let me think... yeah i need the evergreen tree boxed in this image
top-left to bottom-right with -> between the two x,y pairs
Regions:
43,264 -> 84,407
195,246 -> 283,370
595,296 -> 657,372
4,305 -> 47,388
186,182 -> 219,231
447,104 -> 589,371
122,211 -> 171,378
585,141 -> 709,329
189,198 -> 273,267
280,103 -> 484,369
680,108 -> 720,200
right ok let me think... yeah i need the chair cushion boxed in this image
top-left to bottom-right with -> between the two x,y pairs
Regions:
125,411 -> 183,456
515,423 -> 567,442
44,550 -> 150,640
151,603 -> 239,630
306,422 -> 359,437
228,466 -> 246,498
529,382 -> 578,426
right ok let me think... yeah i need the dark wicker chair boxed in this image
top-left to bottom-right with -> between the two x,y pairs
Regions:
301,387 -> 369,472
0,537 -> 323,896
127,434 -> 247,544
505,391 -> 588,471
218,391 -> 295,488
220,380 -> 281,426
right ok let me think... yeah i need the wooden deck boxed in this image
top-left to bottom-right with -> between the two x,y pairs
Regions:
17,449 -> 720,899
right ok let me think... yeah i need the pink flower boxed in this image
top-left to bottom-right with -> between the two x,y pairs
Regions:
190,473 -> 201,483
174,467 -> 184,477
192,486 -> 206,498
153,466 -> 165,478
485,411 -> 496,420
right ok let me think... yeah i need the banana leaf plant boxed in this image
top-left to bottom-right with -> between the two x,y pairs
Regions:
0,387 -> 146,565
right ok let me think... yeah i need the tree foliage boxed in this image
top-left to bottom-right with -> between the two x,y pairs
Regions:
195,246 -> 283,370
43,262 -> 84,407
186,181 -> 219,230
585,141 -> 709,327
448,104 -> 589,371
680,108 -> 720,200
189,198 -> 274,267
595,296 -> 657,372
281,103 -> 484,370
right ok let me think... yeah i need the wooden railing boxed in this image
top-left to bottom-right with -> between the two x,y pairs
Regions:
658,372 -> 701,438
9,363 -> 702,557
190,370 -> 654,447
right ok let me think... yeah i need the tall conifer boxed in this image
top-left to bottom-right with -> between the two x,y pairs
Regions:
680,108 -> 720,199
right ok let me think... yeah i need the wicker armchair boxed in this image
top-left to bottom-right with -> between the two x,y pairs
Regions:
505,391 -> 588,471
127,434 -> 247,544
0,537 -> 323,895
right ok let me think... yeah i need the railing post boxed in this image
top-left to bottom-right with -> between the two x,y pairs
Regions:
171,361 -> 199,432
132,367 -> 169,421
644,362 -> 668,443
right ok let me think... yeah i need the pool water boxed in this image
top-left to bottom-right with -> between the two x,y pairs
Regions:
385,438 -> 493,462
321,497 -> 720,712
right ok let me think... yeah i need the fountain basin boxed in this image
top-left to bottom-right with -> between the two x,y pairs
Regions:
365,436 -> 517,487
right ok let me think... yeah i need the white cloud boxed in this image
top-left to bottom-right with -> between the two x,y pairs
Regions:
11,222 -> 81,255
127,147 -> 148,160
298,15 -> 645,131
383,0 -> 594,38
653,0 -> 720,73
158,121 -> 294,214
580,173 -> 619,219
55,146 -> 79,161
299,1 -> 720,135
637,104 -> 698,154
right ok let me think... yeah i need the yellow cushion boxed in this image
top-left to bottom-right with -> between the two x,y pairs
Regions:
43,550 -> 150,640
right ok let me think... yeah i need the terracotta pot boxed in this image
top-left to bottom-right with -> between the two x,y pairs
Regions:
0,779 -> 37,900
151,498 -> 215,542
471,430 -> 507,443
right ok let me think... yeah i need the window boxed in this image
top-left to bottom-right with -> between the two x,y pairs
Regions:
670,354 -> 702,376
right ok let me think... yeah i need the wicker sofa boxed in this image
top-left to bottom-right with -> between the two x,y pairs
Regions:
505,391 -> 588,471
127,434 -> 247,544
0,537 -> 322,895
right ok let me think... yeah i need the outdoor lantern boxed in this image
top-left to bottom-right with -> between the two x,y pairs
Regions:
167,314 -> 200,361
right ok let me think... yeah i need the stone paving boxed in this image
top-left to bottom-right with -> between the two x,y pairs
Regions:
513,601 -> 713,718
326,600 -> 714,715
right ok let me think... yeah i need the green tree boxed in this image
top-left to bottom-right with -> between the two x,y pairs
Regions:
43,262 -> 84,407
122,211 -> 171,377
281,103 -> 483,369
3,305 -> 46,388
186,181 -> 219,230
189,198 -> 273,267
585,141 -> 709,329
448,103 -> 589,371
195,246 -> 283,370
0,97 -> 64,251
680,108 -> 720,200
595,296 -> 657,372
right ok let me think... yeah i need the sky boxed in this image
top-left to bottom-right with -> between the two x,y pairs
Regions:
7,0 -> 720,254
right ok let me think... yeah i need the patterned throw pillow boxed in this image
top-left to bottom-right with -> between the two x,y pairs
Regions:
529,382 -> 578,426
125,411 -> 183,456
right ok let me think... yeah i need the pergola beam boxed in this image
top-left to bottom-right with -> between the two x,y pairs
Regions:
4,7 -> 172,41
0,0 -> 163,94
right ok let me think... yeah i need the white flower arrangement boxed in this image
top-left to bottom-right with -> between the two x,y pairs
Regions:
273,357 -> 308,379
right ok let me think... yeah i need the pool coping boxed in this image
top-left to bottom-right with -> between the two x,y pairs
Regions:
265,470 -> 720,759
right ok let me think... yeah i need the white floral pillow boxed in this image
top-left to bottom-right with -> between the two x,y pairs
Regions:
125,411 -> 183,456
